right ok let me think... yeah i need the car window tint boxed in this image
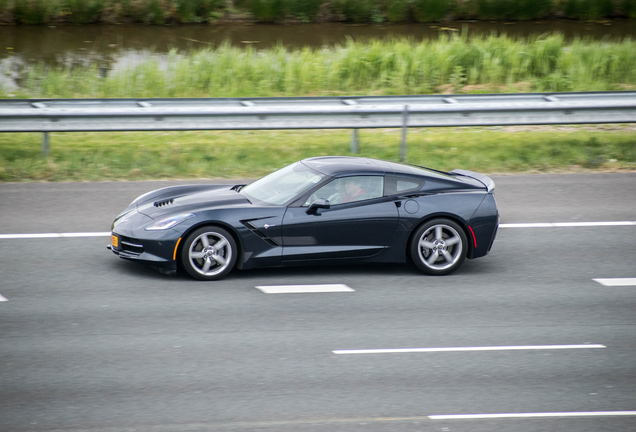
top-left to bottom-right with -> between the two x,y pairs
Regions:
304,176 -> 384,206
242,162 -> 325,205
385,175 -> 425,195
397,180 -> 420,192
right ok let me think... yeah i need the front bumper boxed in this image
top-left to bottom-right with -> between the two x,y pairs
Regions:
109,230 -> 180,273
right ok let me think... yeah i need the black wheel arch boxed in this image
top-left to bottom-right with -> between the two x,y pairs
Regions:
176,221 -> 244,271
406,213 -> 474,264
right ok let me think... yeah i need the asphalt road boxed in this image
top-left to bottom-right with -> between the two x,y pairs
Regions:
1,173 -> 635,432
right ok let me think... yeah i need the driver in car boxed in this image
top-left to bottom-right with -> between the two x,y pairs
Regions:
340,177 -> 367,203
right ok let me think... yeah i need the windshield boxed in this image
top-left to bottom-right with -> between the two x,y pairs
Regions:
241,162 -> 326,205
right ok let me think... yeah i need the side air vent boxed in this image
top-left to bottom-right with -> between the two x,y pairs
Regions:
240,219 -> 281,247
154,198 -> 174,207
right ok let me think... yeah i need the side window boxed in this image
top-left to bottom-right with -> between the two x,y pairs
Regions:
397,179 -> 420,192
385,175 -> 425,195
304,176 -> 384,206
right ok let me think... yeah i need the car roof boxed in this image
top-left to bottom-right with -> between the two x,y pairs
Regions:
301,156 -> 385,176
301,156 -> 456,181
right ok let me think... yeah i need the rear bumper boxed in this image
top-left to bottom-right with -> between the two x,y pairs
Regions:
467,194 -> 499,259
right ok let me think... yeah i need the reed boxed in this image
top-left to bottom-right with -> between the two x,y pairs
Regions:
244,0 -> 287,22
5,34 -> 635,99
67,0 -> 106,24
11,0 -> 60,24
563,0 -> 614,20
175,0 -> 223,23
331,0 -> 377,22
628,0 -> 636,17
412,0 -> 452,22
474,0 -> 552,20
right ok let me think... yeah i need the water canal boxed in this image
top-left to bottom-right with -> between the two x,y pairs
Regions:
1,20 -> 634,93
2,19 -> 635,64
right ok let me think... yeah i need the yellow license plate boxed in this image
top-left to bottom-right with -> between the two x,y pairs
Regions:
111,235 -> 118,248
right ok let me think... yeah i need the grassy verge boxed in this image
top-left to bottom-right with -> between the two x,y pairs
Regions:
3,35 -> 635,182
1,126 -> 634,182
6,35 -> 636,99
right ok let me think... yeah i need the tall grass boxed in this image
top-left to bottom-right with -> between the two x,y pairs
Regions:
67,0 -> 106,24
474,0 -> 552,20
11,0 -> 59,24
628,0 -> 636,17
331,0 -> 378,22
175,0 -> 223,23
5,34 -> 635,99
563,0 -> 614,20
289,0 -> 321,22
118,0 -> 167,24
0,0 -> 227,24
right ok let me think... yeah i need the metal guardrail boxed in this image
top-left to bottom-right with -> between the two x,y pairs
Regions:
2,91 -> 635,160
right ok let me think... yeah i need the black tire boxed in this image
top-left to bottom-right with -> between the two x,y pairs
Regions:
180,226 -> 237,281
410,218 -> 468,276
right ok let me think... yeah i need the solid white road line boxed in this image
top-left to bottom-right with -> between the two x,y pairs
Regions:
0,294 -> 7,302
429,411 -> 636,420
500,221 -> 636,228
332,344 -> 606,355
256,284 -> 354,294
0,232 -> 111,239
593,278 -> 636,286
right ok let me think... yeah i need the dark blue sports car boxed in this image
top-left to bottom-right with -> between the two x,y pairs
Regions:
109,156 -> 498,280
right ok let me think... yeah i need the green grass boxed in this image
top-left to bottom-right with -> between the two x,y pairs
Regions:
2,35 -> 635,182
5,35 -> 636,99
1,127 -> 633,182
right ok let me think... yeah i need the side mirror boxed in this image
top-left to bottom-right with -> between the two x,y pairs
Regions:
306,198 -> 330,215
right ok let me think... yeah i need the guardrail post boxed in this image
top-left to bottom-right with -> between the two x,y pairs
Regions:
42,132 -> 49,155
400,105 -> 408,162
351,129 -> 359,154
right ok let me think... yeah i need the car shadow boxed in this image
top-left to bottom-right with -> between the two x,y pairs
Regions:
110,256 -> 492,282
108,258 -> 190,281
227,262 -> 418,281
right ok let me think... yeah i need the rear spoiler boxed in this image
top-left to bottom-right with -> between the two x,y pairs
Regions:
450,169 -> 495,192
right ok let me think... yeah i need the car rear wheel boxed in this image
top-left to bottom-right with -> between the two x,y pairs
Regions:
181,226 -> 237,281
410,218 -> 467,276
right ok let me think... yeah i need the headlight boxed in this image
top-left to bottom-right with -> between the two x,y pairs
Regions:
145,213 -> 195,231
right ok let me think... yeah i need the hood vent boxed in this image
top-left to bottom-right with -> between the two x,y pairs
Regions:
154,198 -> 174,207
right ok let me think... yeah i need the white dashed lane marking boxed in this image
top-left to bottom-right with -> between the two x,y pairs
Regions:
0,294 -> 7,302
256,284 -> 354,294
333,344 -> 606,355
500,221 -> 636,228
428,411 -> 636,420
593,278 -> 636,286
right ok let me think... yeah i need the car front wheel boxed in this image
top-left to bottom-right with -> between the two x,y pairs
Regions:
181,226 -> 237,281
410,218 -> 467,276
